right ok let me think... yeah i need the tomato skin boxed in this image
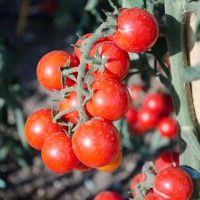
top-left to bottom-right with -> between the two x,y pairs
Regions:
113,8 -> 159,53
143,93 -> 166,115
88,41 -> 130,80
126,106 -> 138,124
155,151 -> 179,172
143,193 -> 158,200
72,119 -> 121,168
153,167 -> 193,200
37,50 -> 79,91
41,132 -> 79,173
24,108 -> 63,150
163,94 -> 174,114
130,173 -> 147,197
74,33 -> 108,60
74,162 -> 92,172
137,108 -> 159,131
157,116 -> 178,139
94,191 -> 123,200
97,151 -> 122,172
86,78 -> 131,121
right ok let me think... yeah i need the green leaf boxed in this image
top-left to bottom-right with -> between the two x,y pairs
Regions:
181,65 -> 200,82
84,0 -> 101,11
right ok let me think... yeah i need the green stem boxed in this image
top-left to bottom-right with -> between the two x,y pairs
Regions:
165,0 -> 200,198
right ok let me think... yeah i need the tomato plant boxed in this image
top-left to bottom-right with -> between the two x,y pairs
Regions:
24,108 -> 63,150
143,193 -> 158,200
113,8 -> 159,52
153,167 -> 193,200
41,132 -> 79,173
72,119 -> 121,168
86,77 -> 131,121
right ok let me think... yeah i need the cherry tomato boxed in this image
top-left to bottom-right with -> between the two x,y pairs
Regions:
86,78 -> 131,121
37,50 -> 79,91
143,193 -> 158,200
72,119 -> 121,168
137,108 -> 159,131
126,106 -> 138,124
129,121 -> 146,136
143,93 -> 166,115
153,167 -> 193,200
113,8 -> 159,53
128,84 -> 145,105
157,116 -> 178,139
74,162 -> 92,172
41,132 -> 79,173
130,173 -> 147,198
24,108 -> 63,150
97,151 -> 122,172
88,41 -> 130,80
74,33 -> 108,60
164,94 -> 174,114
94,191 -> 123,200
155,151 -> 179,172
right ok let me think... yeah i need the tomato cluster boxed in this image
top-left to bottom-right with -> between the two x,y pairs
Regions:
130,151 -> 193,200
126,85 -> 178,139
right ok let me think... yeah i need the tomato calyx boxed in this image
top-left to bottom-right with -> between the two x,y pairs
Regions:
129,162 -> 156,200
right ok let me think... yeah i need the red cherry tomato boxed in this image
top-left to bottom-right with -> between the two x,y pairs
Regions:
143,93 -> 166,115
94,191 -> 123,200
129,121 -> 146,136
143,193 -> 158,200
126,106 -> 138,124
72,119 -> 121,168
137,108 -> 159,131
86,78 -> 131,121
74,162 -> 92,172
157,116 -> 178,139
130,173 -> 147,198
128,84 -> 145,104
88,41 -> 130,80
74,33 -> 108,60
41,132 -> 79,173
37,50 -> 79,91
24,108 -> 63,150
155,151 -> 179,172
153,167 -> 193,200
113,8 -> 159,52
97,151 -> 122,172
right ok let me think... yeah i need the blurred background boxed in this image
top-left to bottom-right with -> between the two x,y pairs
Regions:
0,0 -> 175,199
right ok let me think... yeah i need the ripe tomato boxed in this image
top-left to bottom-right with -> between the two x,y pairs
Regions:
137,108 -> 159,131
24,108 -> 63,150
153,167 -> 193,200
88,41 -> 130,80
97,151 -> 122,172
157,116 -> 178,139
37,50 -> 79,91
155,151 -> 179,172
143,193 -> 158,200
143,93 -> 166,115
129,121 -> 146,136
86,78 -> 131,121
94,191 -> 123,200
126,106 -> 138,124
113,8 -> 159,53
164,94 -> 175,114
74,162 -> 92,172
130,173 -> 147,198
41,132 -> 79,173
74,33 -> 108,60
128,84 -> 145,105
72,119 -> 121,168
